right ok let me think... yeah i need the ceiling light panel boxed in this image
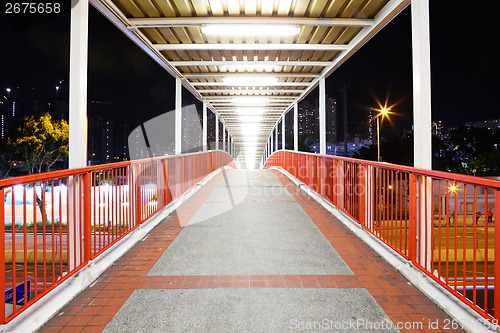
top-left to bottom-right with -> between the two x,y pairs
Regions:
201,24 -> 301,37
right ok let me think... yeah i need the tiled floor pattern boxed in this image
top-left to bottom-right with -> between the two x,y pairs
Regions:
37,169 -> 465,333
271,170 -> 464,333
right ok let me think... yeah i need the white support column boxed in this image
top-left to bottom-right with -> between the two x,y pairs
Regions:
319,77 -> 326,155
222,123 -> 226,152
202,102 -> 207,151
175,78 -> 182,155
275,126 -> 278,151
412,0 -> 432,170
294,103 -> 298,151
281,115 -> 286,150
215,115 -> 219,150
68,0 -> 89,272
412,0 -> 432,269
69,0 -> 89,169
270,131 -> 274,154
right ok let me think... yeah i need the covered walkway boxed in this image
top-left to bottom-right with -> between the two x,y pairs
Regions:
39,170 -> 459,332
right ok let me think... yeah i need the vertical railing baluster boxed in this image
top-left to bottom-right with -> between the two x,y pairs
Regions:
409,174 -> 417,264
83,173 -> 92,263
494,189 -> 500,322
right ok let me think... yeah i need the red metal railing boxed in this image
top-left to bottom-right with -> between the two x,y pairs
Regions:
0,150 -> 235,323
265,150 -> 500,322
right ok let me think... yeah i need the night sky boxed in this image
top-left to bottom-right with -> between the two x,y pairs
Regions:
1,2 -> 499,136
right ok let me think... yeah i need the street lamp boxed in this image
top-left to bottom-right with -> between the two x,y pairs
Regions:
377,108 -> 389,162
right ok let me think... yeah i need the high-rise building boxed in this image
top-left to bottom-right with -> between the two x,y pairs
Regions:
325,96 -> 337,143
114,122 -> 130,161
368,108 -> 377,144
1,85 -> 68,139
298,95 -> 337,144
298,100 -> 317,139
432,120 -> 444,139
88,116 -> 131,165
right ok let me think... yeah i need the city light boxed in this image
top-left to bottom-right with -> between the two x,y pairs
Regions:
223,76 -> 279,86
376,107 -> 392,162
6,88 -> 11,93
201,24 -> 300,37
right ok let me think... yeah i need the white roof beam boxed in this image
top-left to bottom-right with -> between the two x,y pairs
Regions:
190,82 -> 311,87
218,112 -> 285,115
154,44 -> 349,51
170,60 -> 331,67
183,73 -> 319,78
209,100 -> 291,103
204,96 -> 297,100
129,17 -> 373,28
199,89 -> 303,94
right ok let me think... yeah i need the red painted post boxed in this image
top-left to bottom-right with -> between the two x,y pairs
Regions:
162,159 -> 169,206
494,189 -> 500,322
358,165 -> 365,227
316,156 -> 320,194
135,165 -> 142,224
209,151 -> 214,172
332,159 -> 338,207
409,174 -> 417,264
83,173 -> 92,262
0,188 -> 5,323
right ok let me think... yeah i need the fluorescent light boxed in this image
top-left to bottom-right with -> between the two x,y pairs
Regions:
239,115 -> 262,123
223,76 -> 279,86
201,24 -> 300,37
241,141 -> 261,146
235,107 -> 266,114
231,96 -> 270,106
239,123 -> 260,134
225,65 -> 276,72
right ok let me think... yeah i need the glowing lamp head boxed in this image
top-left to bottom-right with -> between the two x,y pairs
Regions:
380,108 -> 389,116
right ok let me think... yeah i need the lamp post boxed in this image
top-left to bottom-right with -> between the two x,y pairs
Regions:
377,108 -> 389,162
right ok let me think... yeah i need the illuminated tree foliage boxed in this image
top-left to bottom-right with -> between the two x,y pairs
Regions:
8,112 -> 69,174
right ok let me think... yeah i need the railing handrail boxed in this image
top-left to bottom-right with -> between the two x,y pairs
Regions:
269,149 -> 500,189
265,149 -> 500,324
0,150 -> 230,189
1,150 -> 236,325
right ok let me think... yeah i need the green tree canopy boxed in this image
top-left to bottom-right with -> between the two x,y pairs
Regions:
8,113 -> 69,174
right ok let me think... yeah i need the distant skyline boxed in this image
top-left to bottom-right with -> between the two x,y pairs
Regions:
1,3 -> 499,138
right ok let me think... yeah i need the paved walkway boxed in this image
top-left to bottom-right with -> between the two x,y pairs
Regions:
39,169 -> 463,332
